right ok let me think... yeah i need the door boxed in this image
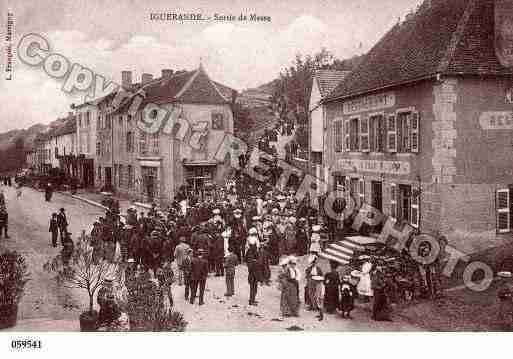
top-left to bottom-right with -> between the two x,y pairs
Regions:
104,167 -> 112,190
371,181 -> 383,212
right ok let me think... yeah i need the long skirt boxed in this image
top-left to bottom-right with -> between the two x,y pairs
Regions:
308,280 -> 323,310
372,289 -> 390,320
324,284 -> 339,313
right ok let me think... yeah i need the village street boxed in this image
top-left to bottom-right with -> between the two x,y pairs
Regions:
0,185 -> 420,331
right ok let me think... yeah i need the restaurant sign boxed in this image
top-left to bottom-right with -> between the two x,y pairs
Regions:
479,111 -> 513,130
343,92 -> 395,115
336,159 -> 410,175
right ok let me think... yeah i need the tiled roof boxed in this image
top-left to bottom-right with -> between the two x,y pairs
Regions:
113,67 -> 233,113
53,117 -> 76,136
326,0 -> 513,102
314,70 -> 350,98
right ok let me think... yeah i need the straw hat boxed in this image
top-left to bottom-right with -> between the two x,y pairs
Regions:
312,225 -> 321,232
213,208 -> 221,215
249,227 -> 258,235
498,271 -> 512,278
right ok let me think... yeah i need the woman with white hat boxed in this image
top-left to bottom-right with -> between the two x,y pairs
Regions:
309,225 -> 322,254
305,254 -> 324,321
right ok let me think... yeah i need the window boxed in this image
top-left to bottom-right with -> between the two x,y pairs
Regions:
390,183 -> 397,218
387,115 -> 397,152
397,112 -> 410,152
86,111 -> 90,126
97,116 -> 101,129
350,178 -> 359,207
78,113 -> 82,128
97,166 -> 102,181
127,165 -> 134,189
360,117 -> 369,152
96,141 -> 101,156
55,147 -> 59,158
86,133 -> 90,153
334,120 -> 344,153
119,115 -> 123,126
344,119 -> 350,151
391,111 -> 421,153
114,164 -> 118,187
349,118 -> 359,151
369,114 -> 386,152
139,131 -> 148,155
151,133 -> 160,154
127,132 -> 134,153
211,113 -> 225,130
127,114 -> 132,123
106,114 -> 112,129
497,189 -> 511,233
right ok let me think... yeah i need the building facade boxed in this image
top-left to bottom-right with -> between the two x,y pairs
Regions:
74,102 -> 97,187
81,65 -> 236,205
323,0 -> 513,241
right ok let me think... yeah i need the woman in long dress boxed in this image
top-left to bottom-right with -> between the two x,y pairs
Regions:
357,260 -> 374,302
323,261 -> 340,314
286,256 -> 300,316
278,257 -> 292,317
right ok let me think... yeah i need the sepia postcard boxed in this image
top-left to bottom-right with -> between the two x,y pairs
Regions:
1,1 -> 513,351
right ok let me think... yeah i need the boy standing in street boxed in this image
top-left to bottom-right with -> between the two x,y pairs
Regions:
224,250 -> 238,297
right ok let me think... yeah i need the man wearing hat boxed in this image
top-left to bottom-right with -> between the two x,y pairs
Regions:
296,218 -> 309,256
174,237 -> 191,286
306,255 -> 324,320
224,249 -> 239,297
57,208 -> 69,244
189,249 -> 209,305
231,209 -> 247,263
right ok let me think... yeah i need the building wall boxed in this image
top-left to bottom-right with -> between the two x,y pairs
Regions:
309,80 -> 324,153
324,76 -> 513,238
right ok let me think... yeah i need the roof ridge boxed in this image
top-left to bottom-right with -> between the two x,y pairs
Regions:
437,0 -> 476,73
174,68 -> 201,99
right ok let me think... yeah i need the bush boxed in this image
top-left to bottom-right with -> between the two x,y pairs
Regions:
154,310 -> 188,332
0,250 -> 30,306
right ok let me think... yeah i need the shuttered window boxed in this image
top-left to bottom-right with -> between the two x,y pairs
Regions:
411,111 -> 420,153
387,114 -> 397,152
344,119 -> 350,151
359,179 -> 365,204
334,120 -> 344,153
360,117 -> 370,152
390,183 -> 397,218
497,189 -> 511,233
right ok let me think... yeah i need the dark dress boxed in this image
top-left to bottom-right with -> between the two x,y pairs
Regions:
339,281 -> 356,314
323,271 -> 340,314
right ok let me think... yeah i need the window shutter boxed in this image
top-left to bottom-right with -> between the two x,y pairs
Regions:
360,117 -> 369,152
411,111 -> 420,153
404,113 -> 411,152
497,189 -> 511,233
411,187 -> 420,228
359,178 -> 365,204
387,114 -> 397,153
390,183 -> 397,218
344,119 -> 350,151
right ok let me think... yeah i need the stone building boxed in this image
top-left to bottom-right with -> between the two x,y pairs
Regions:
89,65 -> 236,205
323,0 -> 513,241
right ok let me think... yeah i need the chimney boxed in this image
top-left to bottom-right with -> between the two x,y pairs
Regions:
161,69 -> 174,78
121,70 -> 132,88
141,73 -> 153,85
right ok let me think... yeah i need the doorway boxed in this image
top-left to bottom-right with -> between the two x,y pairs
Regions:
371,181 -> 383,211
104,167 -> 112,190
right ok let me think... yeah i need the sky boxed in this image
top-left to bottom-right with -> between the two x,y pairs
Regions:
0,0 -> 422,131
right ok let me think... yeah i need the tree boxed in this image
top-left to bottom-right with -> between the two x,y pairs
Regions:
44,231 -> 117,315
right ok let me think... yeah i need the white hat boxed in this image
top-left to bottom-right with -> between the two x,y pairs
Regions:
289,217 -> 297,224
249,227 -> 258,235
104,274 -> 115,282
127,258 -> 135,263
272,208 -> 279,214
498,271 -> 512,278
222,231 -> 230,238
213,209 -> 221,215
263,221 -> 273,228
312,225 -> 321,232
252,216 -> 261,222
279,257 -> 290,266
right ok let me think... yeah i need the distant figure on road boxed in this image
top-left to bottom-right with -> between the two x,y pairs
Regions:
0,207 -> 9,239
57,208 -> 69,244
16,183 -> 22,199
45,183 -> 53,202
49,213 -> 59,247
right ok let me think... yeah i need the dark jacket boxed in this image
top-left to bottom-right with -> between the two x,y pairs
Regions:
190,256 -> 209,281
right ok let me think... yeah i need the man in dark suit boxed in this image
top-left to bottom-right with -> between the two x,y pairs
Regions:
57,208 -> 68,244
189,249 -> 209,305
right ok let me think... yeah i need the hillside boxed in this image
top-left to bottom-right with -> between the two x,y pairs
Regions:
0,123 -> 48,151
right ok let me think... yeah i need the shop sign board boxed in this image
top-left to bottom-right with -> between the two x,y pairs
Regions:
336,158 -> 410,175
343,92 -> 395,115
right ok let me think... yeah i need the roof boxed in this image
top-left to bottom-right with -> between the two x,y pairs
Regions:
313,70 -> 350,98
326,0 -> 513,102
113,66 -> 234,114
